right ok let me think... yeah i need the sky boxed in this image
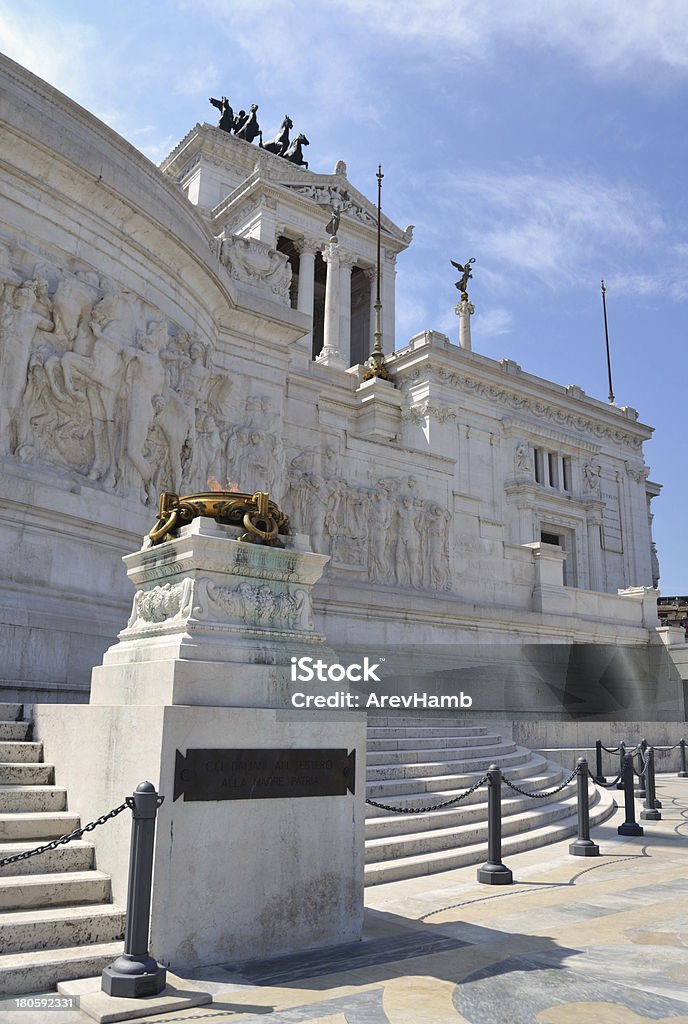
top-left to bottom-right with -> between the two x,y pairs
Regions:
1,0 -> 685,592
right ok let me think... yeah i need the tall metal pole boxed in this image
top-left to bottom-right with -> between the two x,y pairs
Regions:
364,165 -> 391,381
601,279 -> 615,404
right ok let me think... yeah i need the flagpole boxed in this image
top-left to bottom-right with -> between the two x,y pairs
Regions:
601,279 -> 615,404
364,163 -> 392,381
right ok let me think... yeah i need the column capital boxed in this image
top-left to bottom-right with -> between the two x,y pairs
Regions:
321,241 -> 340,265
294,236 -> 320,257
337,249 -> 357,271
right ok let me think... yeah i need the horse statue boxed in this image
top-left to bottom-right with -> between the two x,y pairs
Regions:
235,103 -> 261,144
262,116 -> 292,156
283,133 -> 309,169
209,96 -> 234,134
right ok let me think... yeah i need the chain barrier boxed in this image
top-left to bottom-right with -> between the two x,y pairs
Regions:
632,757 -> 649,780
653,740 -> 684,751
588,769 -> 623,789
365,772 -> 489,814
0,799 -> 131,869
501,768 -> 577,799
600,743 -> 621,754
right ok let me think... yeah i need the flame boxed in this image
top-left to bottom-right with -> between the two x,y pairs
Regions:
207,476 -> 240,493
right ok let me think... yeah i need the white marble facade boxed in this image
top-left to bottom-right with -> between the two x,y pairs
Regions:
0,55 -> 663,695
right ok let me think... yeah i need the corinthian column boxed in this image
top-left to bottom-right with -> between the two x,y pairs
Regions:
338,250 -> 355,367
295,237 -> 318,355
455,298 -> 475,351
316,241 -> 345,367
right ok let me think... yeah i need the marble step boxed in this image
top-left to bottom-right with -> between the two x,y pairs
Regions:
366,768 -> 567,838
366,746 -> 526,782
366,754 -> 551,802
368,732 -> 502,751
0,903 -> 125,953
367,741 -> 515,767
0,722 -> 31,741
0,704 -> 23,722
365,787 -> 582,863
364,788 -> 617,885
367,724 -> 487,738
0,742 -> 43,764
0,871 -> 111,911
0,763 -> 53,786
0,840 -> 94,877
0,811 -> 81,842
0,940 -> 124,996
0,785 -> 67,813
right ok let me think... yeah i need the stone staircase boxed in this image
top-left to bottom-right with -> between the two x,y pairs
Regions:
0,703 -> 124,995
365,717 -> 615,885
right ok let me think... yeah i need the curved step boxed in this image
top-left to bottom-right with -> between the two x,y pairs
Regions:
364,787 -> 616,885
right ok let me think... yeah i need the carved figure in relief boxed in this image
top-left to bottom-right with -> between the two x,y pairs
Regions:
369,489 -> 393,583
583,460 -> 601,493
118,321 -> 168,502
425,505 -> 451,589
0,281 -> 54,455
515,441 -> 531,474
395,497 -> 423,588
51,272 -> 100,352
220,236 -> 292,299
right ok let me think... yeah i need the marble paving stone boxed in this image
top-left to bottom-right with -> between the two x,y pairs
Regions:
452,952 -> 688,1024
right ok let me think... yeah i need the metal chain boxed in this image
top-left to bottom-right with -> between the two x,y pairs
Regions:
501,768 -> 577,799
588,769 -> 623,789
0,799 -> 131,869
365,772 -> 489,814
633,758 -> 649,780
600,744 -> 621,754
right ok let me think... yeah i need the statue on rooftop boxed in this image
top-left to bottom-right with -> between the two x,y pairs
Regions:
209,96 -> 234,134
283,133 -> 309,169
235,103 -> 261,143
451,257 -> 476,300
262,115 -> 293,156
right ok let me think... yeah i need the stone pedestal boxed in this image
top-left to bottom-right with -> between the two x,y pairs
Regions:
33,518 -> 366,971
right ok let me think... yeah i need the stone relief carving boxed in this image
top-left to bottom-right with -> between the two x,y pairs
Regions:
286,449 -> 451,591
283,183 -> 377,228
583,460 -> 602,494
0,243 -> 246,506
514,441 -> 531,474
126,578 -> 196,627
626,464 -> 649,485
407,401 -> 457,426
219,235 -> 291,301
206,580 -> 313,632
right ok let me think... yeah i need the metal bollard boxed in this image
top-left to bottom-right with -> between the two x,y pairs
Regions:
477,764 -> 513,885
635,739 -> 647,799
616,741 -> 626,790
617,753 -> 644,837
594,740 -> 607,784
569,758 -> 599,856
640,747 -> 661,822
102,782 -> 167,998
679,738 -> 688,779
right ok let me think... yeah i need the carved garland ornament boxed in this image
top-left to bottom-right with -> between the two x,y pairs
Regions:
399,368 -> 644,450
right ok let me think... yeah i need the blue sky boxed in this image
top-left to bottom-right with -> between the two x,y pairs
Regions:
1,1 -> 685,592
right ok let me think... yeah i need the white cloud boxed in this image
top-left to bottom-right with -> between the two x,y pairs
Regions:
476,307 -> 513,336
0,3 -> 99,103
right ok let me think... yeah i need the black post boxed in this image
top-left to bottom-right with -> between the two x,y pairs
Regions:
635,739 -> 647,799
617,753 -> 644,836
569,758 -> 599,857
102,782 -> 167,998
616,741 -> 626,790
594,740 -> 607,784
679,738 -> 688,779
477,765 -> 513,885
640,747 -> 661,822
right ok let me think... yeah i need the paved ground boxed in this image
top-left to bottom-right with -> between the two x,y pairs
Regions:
3,775 -> 688,1024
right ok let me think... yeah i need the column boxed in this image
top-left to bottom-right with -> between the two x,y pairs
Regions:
316,242 -> 345,367
455,298 -> 475,351
338,250 -> 355,366
586,512 -> 604,592
295,237 -> 318,355
382,252 -> 397,354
